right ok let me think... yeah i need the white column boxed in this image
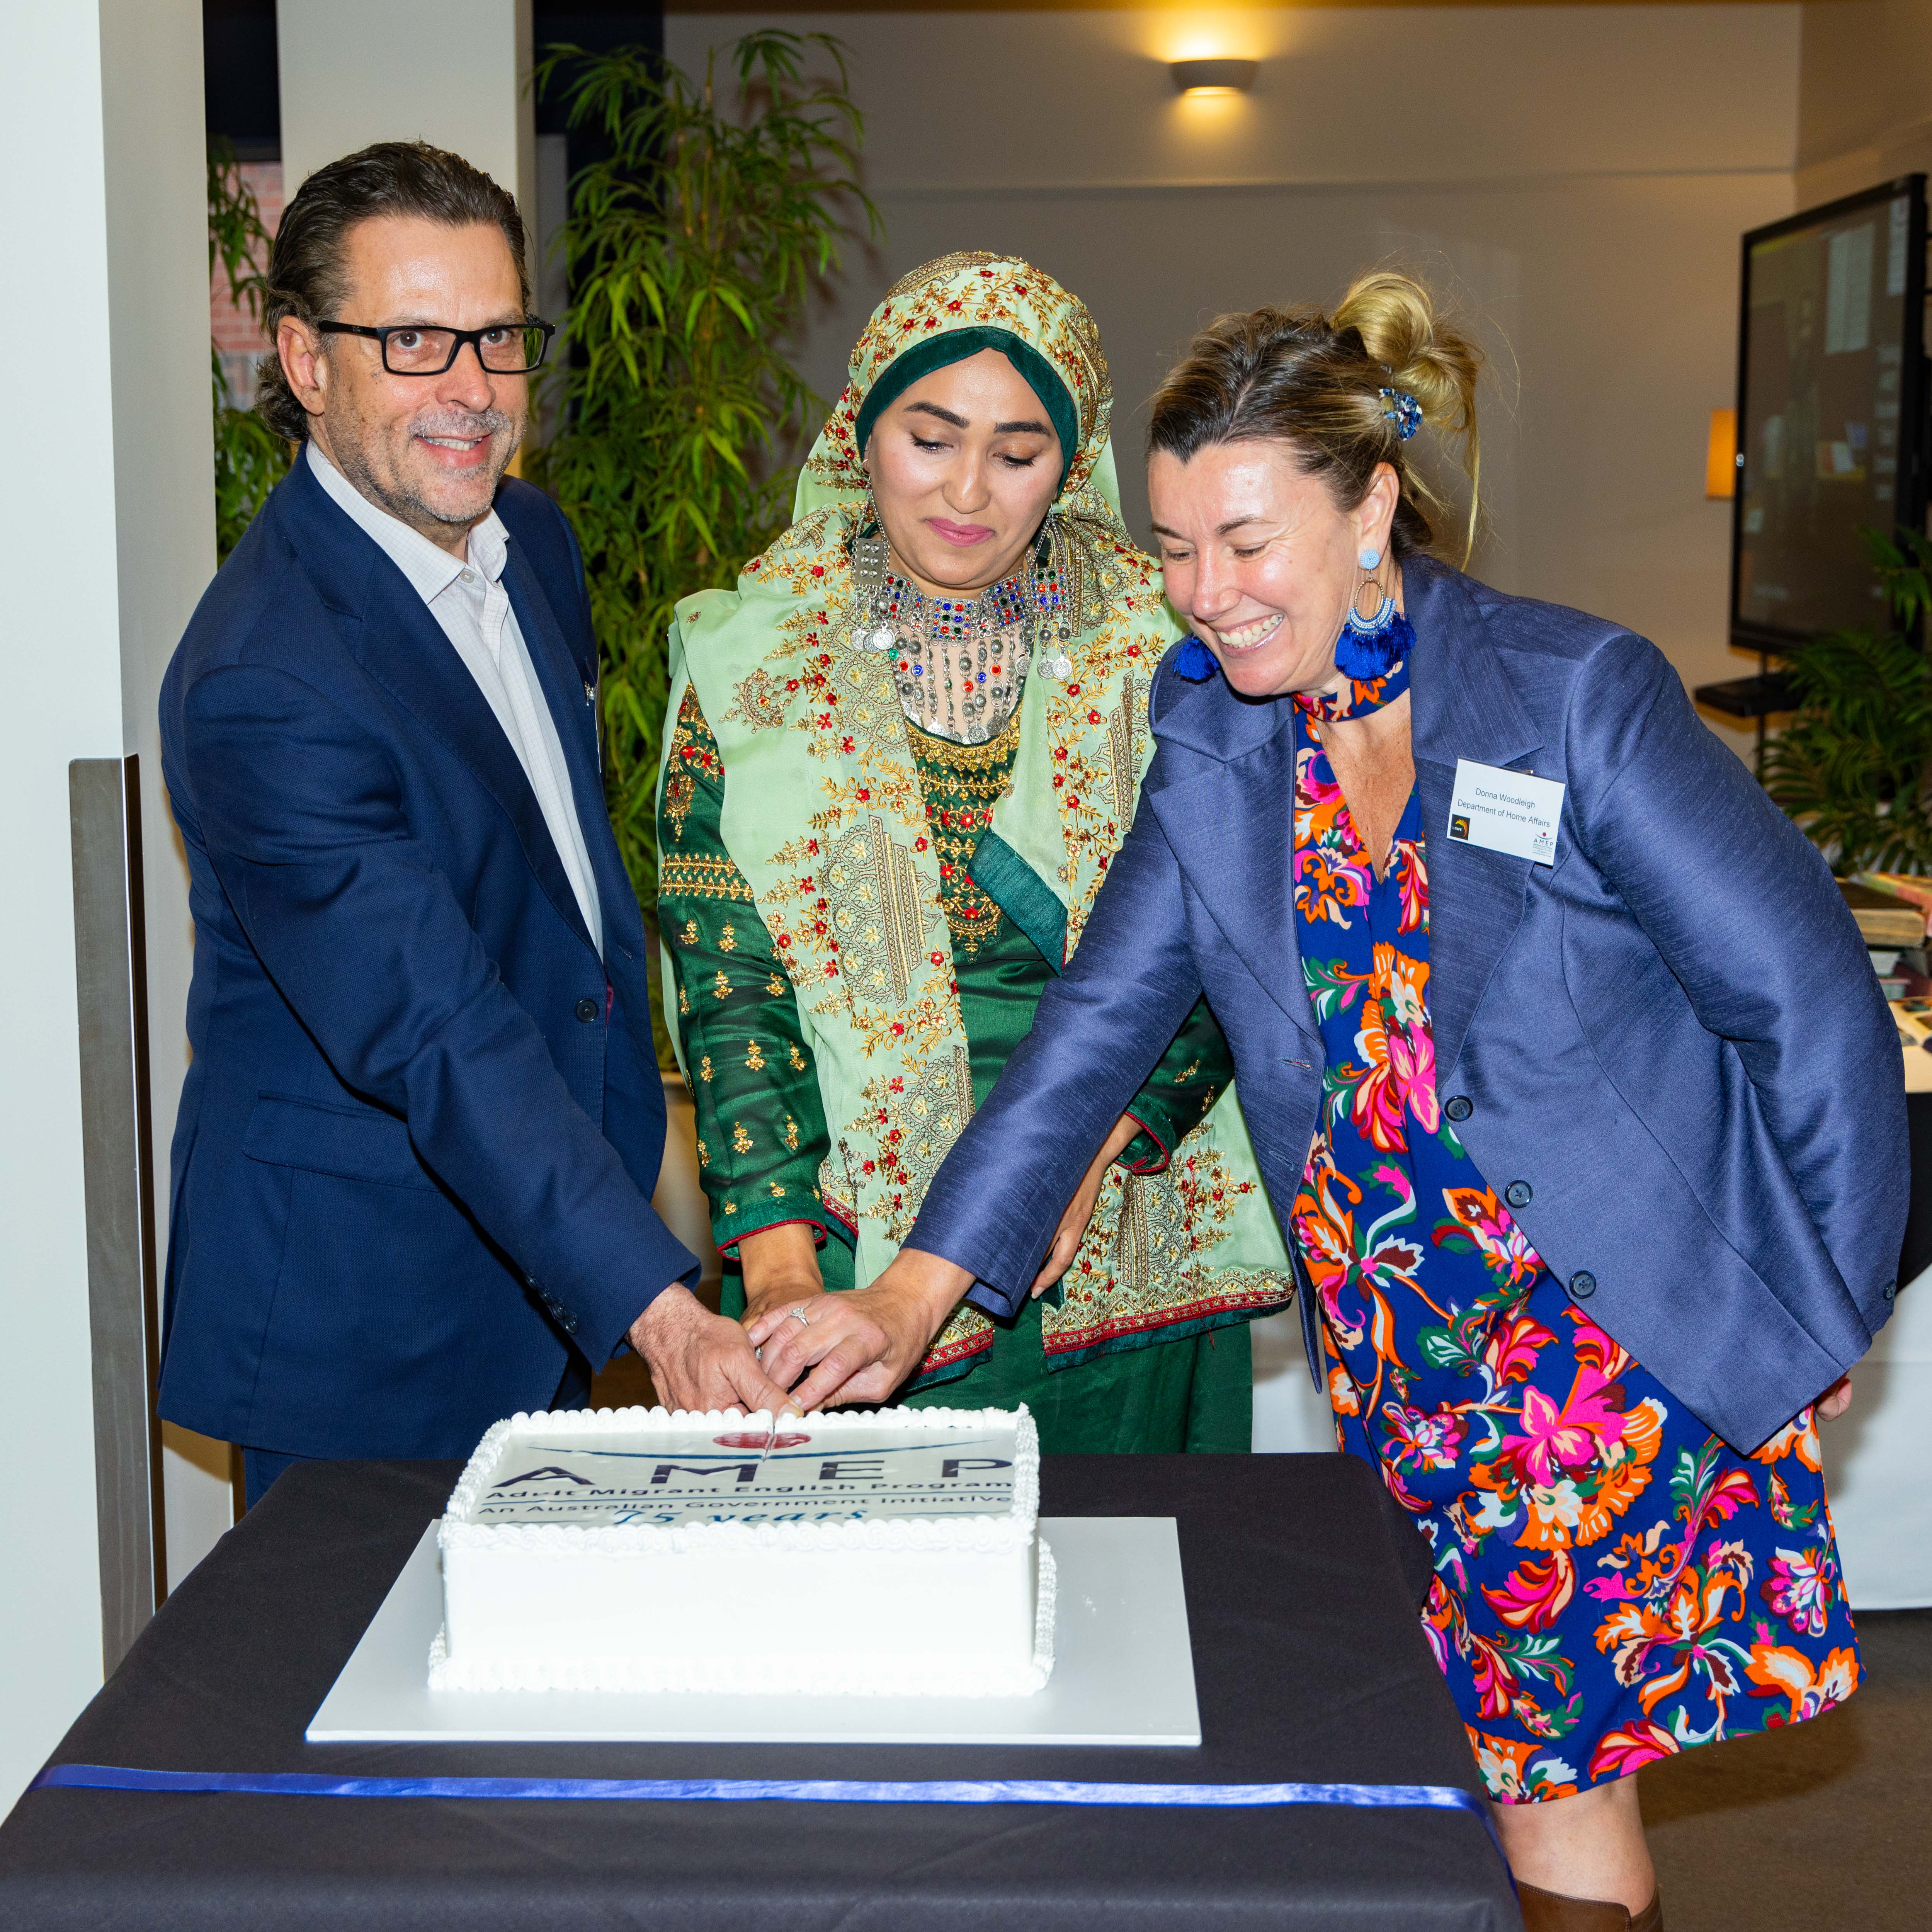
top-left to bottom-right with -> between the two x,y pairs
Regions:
0,0 -> 213,1811
277,0 -> 536,240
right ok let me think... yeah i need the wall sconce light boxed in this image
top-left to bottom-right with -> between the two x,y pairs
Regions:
1170,58 -> 1258,96
1706,408 -> 1738,500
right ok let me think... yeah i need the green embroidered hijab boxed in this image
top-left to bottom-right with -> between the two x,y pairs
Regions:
791,250 -> 1135,639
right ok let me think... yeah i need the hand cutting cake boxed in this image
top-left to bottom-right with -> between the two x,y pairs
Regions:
429,1403 -> 1054,1696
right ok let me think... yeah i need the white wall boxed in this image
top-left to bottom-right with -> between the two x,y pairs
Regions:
278,0 -> 537,236
1798,0 -> 1932,204
668,5 -> 1804,760
0,0 -> 213,1813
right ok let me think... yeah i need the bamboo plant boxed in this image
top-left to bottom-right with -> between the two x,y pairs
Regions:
207,138 -> 291,563
531,32 -> 875,1060
1762,528 -> 1932,874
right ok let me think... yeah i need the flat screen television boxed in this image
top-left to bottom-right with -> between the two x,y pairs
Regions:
1731,176 -> 1929,651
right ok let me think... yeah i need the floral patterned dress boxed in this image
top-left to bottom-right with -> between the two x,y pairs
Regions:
1288,657 -> 1861,1804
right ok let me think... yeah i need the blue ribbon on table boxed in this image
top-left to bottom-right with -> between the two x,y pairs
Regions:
31,1763 -> 1508,1866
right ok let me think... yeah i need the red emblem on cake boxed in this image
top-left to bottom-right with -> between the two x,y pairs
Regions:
713,1432 -> 810,1451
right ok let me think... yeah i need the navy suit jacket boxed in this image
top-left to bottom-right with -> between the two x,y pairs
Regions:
912,556 -> 1906,1451
158,454 -> 697,1459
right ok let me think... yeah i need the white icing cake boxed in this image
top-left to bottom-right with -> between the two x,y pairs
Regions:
429,1403 -> 1055,1697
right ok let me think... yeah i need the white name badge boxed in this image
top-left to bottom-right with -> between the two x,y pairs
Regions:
1447,758 -> 1566,866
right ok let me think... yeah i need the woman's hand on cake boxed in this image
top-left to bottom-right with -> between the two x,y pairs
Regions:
745,1248 -> 972,1408
735,1221 -> 829,1329
1030,1114 -> 1141,1298
629,1284 -> 797,1417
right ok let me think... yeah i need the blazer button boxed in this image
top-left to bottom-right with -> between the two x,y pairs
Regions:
1883,1281 -> 1898,1302
575,997 -> 599,1023
1569,1271 -> 1597,1299
1505,1180 -> 1532,1209
1444,1096 -> 1473,1122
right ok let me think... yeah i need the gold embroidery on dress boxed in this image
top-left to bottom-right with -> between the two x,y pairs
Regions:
677,984 -> 690,1015
787,1042 -> 808,1072
711,970 -> 731,1001
696,1136 -> 709,1168
783,1115 -> 800,1151
719,924 -> 738,952
664,689 -> 721,841
732,1121 -> 753,1155
910,708 -> 1021,957
767,974 -> 786,996
681,919 -> 699,946
662,855 -> 756,903
698,1055 -> 714,1083
664,771 -> 695,841
769,1180 -> 787,1198
746,1038 -> 766,1071
725,665 -> 791,731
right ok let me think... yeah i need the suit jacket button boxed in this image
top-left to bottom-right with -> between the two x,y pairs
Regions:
1569,1270 -> 1597,1299
1505,1180 -> 1532,1208
575,997 -> 599,1023
1883,1280 -> 1898,1301
1445,1096 -> 1473,1122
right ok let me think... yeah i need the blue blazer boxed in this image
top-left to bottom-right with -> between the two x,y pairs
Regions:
912,556 -> 1906,1451
158,455 -> 697,1459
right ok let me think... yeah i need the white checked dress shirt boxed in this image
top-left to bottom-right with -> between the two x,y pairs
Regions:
308,442 -> 604,956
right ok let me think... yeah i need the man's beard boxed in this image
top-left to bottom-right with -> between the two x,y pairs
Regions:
329,402 -> 521,532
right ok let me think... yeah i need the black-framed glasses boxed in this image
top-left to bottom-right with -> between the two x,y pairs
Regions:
316,318 -> 555,376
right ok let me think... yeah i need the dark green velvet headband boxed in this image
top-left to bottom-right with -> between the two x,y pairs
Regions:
852,327 -> 1078,494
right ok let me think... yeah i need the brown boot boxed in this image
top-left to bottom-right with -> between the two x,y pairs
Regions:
1517,1881 -> 1663,1931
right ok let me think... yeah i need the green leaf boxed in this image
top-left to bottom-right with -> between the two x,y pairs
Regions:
527,32 -> 871,1061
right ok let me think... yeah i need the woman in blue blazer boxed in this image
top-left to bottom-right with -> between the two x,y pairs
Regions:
754,276 -> 1907,1928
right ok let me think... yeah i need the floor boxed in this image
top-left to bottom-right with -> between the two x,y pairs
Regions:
1640,1608 -> 1932,1930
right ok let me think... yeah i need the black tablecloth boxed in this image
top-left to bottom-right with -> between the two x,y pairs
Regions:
0,1454 -> 1517,1930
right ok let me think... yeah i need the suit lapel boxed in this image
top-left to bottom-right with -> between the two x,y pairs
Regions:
1405,558 -> 1544,1087
282,459 -> 597,957
1146,711 -> 1318,1045
502,542 -> 641,954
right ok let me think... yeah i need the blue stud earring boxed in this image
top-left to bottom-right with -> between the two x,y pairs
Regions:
1359,547 -> 1381,571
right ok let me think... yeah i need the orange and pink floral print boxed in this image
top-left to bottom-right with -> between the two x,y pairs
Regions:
1287,698 -> 1859,1803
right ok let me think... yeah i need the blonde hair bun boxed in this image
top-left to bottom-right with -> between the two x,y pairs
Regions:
1149,270 -> 1486,563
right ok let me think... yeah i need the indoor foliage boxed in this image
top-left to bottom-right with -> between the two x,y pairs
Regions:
207,139 -> 291,564
531,32 -> 875,1057
1762,527 -> 1932,873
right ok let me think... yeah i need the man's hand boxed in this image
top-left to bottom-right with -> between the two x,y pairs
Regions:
1816,1372 -> 1854,1422
1032,1114 -> 1141,1299
745,1248 -> 971,1411
629,1284 -> 796,1415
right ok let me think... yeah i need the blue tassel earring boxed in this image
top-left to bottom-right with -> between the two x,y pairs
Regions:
1334,546 -> 1413,680
1172,635 -> 1219,682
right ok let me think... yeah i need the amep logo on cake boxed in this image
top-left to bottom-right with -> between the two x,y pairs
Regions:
470,1419 -> 1019,1527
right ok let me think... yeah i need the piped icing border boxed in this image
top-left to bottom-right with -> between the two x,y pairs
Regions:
437,1403 -> 1040,1558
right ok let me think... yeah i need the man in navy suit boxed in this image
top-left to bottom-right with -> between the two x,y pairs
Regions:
160,143 -> 787,1503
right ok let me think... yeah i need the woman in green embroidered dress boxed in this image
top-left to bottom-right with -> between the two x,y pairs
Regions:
656,253 -> 1293,1451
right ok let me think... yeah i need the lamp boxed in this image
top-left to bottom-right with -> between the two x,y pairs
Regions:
1170,58 -> 1258,96
1706,408 -> 1737,500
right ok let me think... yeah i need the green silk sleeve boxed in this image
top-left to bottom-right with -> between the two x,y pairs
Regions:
658,689 -> 836,1253
1117,996 -> 1237,1175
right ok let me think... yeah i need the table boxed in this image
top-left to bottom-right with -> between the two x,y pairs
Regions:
0,1456 -> 1517,1931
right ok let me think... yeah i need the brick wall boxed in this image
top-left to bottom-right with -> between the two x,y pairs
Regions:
211,162 -> 282,407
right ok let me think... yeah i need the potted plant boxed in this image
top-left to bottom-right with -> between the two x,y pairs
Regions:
207,138 -> 290,563
1762,528 -> 1932,874
532,31 -> 875,1060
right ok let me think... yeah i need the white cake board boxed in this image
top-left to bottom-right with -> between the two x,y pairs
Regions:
307,1517 -> 1199,1747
